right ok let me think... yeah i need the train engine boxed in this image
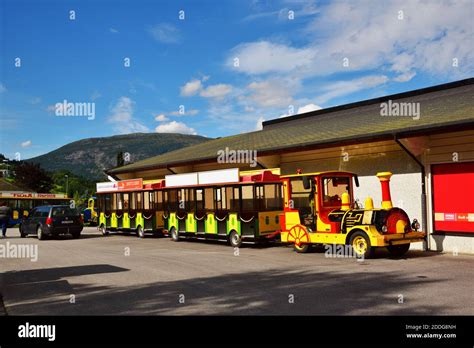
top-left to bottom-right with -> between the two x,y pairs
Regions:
279,171 -> 425,258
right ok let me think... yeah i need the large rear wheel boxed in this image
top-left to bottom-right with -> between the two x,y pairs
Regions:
349,231 -> 373,259
387,243 -> 410,257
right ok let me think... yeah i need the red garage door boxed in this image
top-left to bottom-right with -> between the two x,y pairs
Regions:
432,162 -> 474,233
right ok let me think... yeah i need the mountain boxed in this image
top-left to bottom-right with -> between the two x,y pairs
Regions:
27,133 -> 210,180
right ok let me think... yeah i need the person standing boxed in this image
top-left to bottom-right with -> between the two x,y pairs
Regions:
0,201 -> 12,238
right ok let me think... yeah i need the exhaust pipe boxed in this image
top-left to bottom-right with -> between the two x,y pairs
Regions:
376,172 -> 393,210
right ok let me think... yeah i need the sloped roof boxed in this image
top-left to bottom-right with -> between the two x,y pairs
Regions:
108,78 -> 474,175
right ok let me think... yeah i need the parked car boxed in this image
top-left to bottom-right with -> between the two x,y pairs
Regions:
19,205 -> 83,240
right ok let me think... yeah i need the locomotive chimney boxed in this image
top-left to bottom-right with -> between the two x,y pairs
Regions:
376,172 -> 393,210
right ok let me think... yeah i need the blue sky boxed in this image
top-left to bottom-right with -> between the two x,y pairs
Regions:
0,0 -> 473,159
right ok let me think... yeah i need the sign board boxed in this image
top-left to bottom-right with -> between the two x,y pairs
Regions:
118,178 -> 143,191
0,192 -> 68,199
198,168 -> 239,185
96,181 -> 119,193
165,172 -> 198,187
96,179 -> 143,192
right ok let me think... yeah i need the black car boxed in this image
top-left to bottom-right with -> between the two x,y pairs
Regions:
19,205 -> 83,240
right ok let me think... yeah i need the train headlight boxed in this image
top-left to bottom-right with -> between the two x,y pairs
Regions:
381,225 -> 388,233
411,219 -> 420,232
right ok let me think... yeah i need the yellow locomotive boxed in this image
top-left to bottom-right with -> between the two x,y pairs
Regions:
279,171 -> 425,257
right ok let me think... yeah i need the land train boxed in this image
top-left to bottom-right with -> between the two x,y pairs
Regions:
96,168 -> 425,258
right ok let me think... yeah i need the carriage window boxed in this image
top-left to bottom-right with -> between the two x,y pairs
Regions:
241,185 -> 255,211
104,194 -> 111,211
255,185 -> 265,210
265,184 -> 283,210
177,189 -> 185,211
167,190 -> 177,211
215,187 -> 227,210
143,191 -> 153,210
123,193 -> 129,211
111,194 -> 118,211
155,191 -> 163,210
129,193 -> 136,210
117,193 -> 124,210
204,188 -> 214,210
290,177 -> 313,210
322,177 -> 350,207
185,189 -> 194,211
225,187 -> 239,210
196,189 -> 204,210
136,192 -> 143,210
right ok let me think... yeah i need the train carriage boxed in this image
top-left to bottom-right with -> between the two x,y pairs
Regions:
164,168 -> 283,247
96,179 -> 166,238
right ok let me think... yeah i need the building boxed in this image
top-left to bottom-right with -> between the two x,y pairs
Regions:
106,78 -> 474,254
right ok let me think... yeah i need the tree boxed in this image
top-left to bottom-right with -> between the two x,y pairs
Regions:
14,162 -> 53,192
116,151 -> 125,167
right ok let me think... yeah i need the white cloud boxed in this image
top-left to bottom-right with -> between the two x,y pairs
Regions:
227,41 -> 316,75
155,114 -> 169,122
108,97 -> 149,134
21,140 -> 32,148
298,103 -> 322,114
393,71 -> 416,83
316,75 -> 389,104
91,91 -> 101,100
110,28 -> 119,33
255,116 -> 265,131
169,109 -> 199,116
180,79 -> 202,96
246,79 -> 295,108
0,84 -> 6,93
226,0 -> 473,106
30,97 -> 41,105
200,84 -> 232,98
155,121 -> 197,135
148,23 -> 180,44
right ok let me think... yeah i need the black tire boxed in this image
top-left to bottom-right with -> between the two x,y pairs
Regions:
19,225 -> 27,238
37,226 -> 46,240
294,243 -> 312,253
229,230 -> 242,248
137,225 -> 145,238
100,224 -> 109,236
170,227 -> 179,242
387,243 -> 410,257
349,231 -> 373,259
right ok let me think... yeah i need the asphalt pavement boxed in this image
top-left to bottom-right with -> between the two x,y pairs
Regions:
0,227 -> 473,315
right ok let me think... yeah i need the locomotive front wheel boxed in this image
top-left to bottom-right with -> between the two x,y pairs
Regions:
288,225 -> 311,253
387,243 -> 410,257
349,232 -> 373,258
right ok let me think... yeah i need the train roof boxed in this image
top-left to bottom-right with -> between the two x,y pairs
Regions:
281,171 -> 356,178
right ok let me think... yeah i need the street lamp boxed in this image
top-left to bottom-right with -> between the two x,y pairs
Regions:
65,175 -> 69,197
